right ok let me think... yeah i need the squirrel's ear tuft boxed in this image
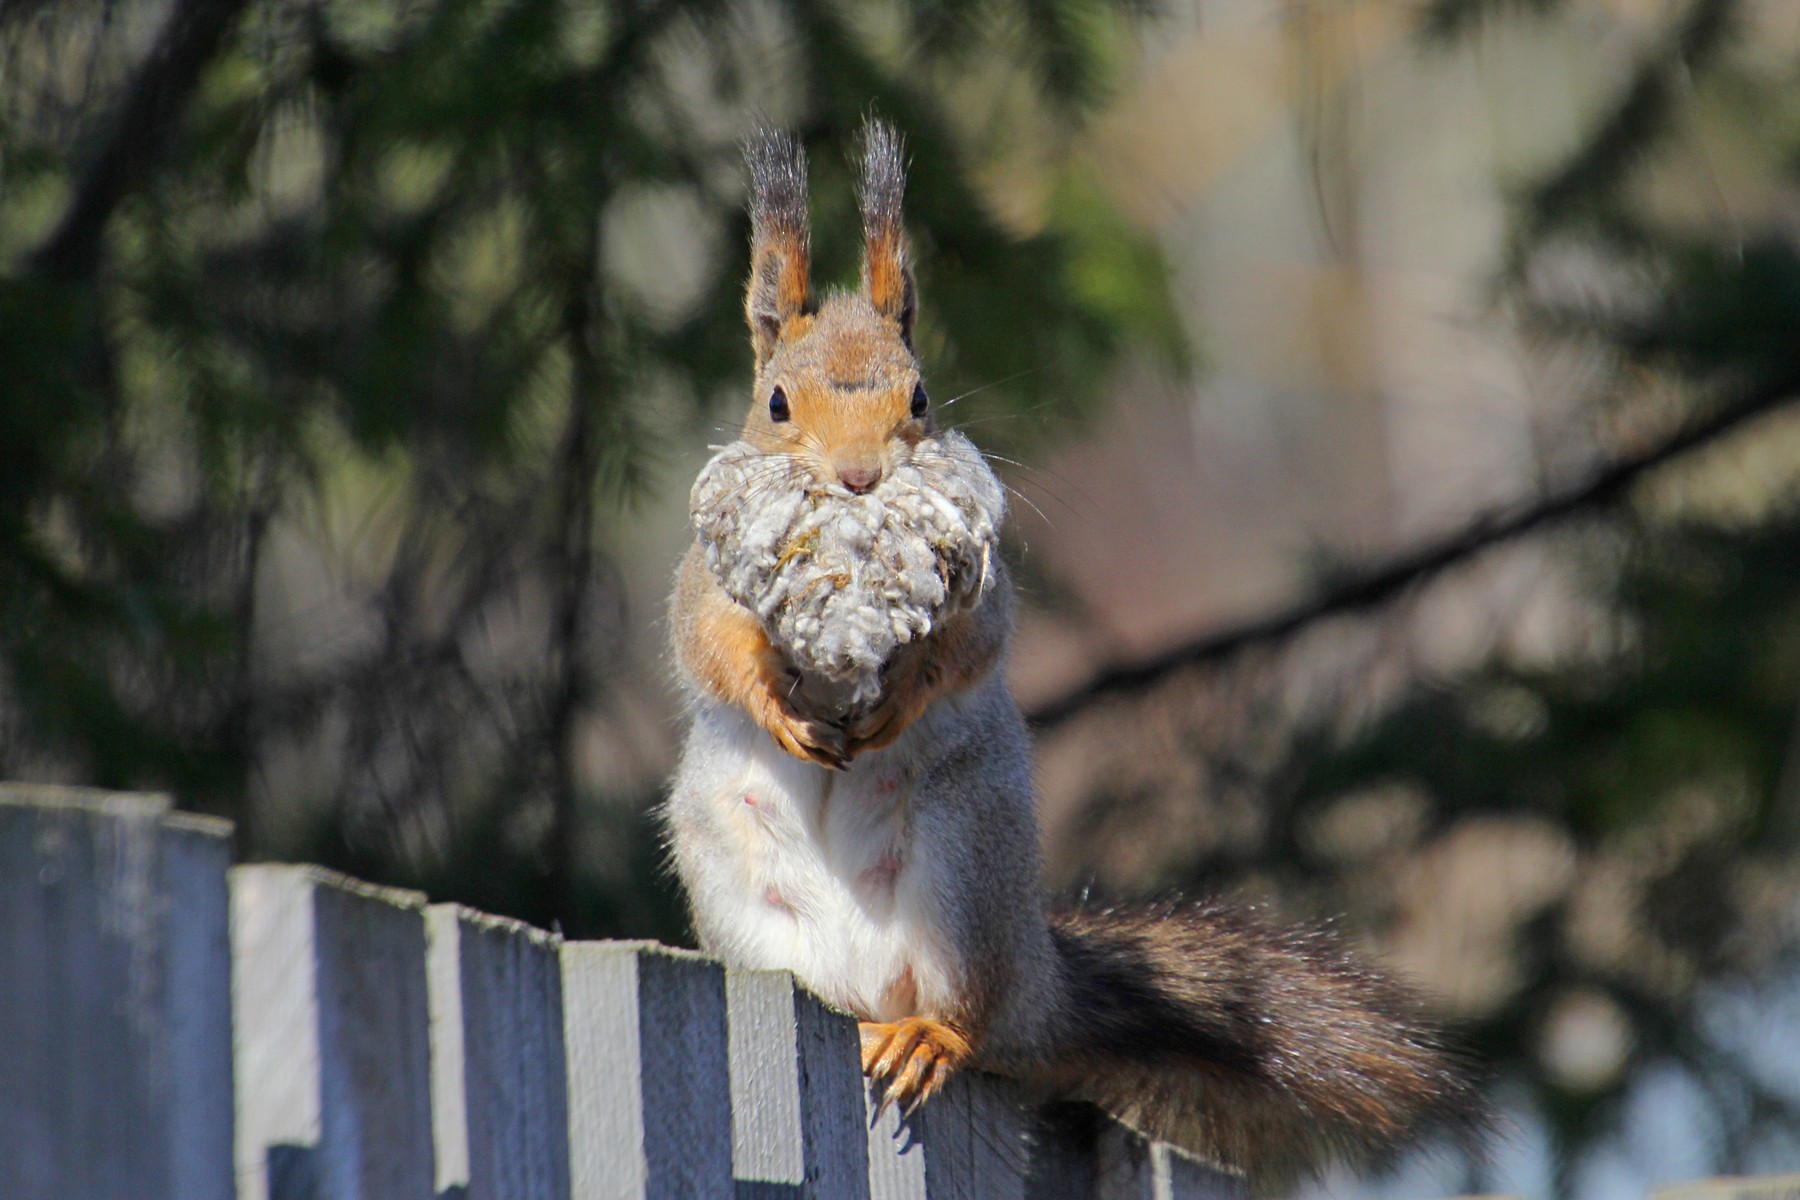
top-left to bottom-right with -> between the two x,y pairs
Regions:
858,121 -> 916,344
745,128 -> 812,368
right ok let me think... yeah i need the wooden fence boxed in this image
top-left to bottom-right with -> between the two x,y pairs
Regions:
4,783 -> 1796,1200
0,784 -> 1242,1200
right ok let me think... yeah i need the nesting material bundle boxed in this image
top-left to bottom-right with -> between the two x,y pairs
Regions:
691,430 -> 1005,713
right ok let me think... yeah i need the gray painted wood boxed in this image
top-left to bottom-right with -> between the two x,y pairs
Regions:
427,904 -> 571,1200
160,812 -> 239,1200
866,1070 -> 1033,1200
19,780 -> 1800,1200
1652,1176 -> 1800,1200
1093,1124 -> 1156,1200
725,971 -> 804,1191
1092,1121 -> 1245,1200
1157,1142 -> 1244,1200
430,908 -> 471,1193
725,969 -> 868,1199
232,863 -> 435,1200
0,785 -> 235,1200
1022,1102 -> 1104,1200
562,940 -> 734,1199
232,865 -> 321,1200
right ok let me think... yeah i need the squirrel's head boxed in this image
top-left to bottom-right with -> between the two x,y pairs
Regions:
738,123 -> 930,495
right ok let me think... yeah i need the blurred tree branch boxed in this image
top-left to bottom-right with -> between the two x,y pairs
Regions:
1513,0 -> 1735,259
1027,363 -> 1800,730
545,257 -> 604,930
28,0 -> 254,282
1,0 -> 1178,940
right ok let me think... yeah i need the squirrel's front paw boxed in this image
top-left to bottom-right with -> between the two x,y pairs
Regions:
845,691 -> 925,758
860,1016 -> 972,1119
757,689 -> 849,770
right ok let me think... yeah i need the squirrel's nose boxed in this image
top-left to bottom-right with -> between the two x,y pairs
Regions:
838,463 -> 882,494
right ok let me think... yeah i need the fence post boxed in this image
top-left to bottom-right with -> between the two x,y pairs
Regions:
1652,1176 -> 1800,1200
232,864 -> 435,1200
426,904 -> 571,1200
726,968 -> 870,1199
0,785 -> 235,1200
0,782 -> 1456,1200
1022,1101 -> 1246,1200
561,940 -> 734,1199
1022,1102 -> 1103,1200
866,1070 -> 1035,1200
1093,1121 -> 1244,1200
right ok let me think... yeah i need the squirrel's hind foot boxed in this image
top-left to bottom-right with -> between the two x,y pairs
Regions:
860,1016 -> 973,1119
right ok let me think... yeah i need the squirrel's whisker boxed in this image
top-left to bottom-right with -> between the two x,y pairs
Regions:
976,454 -> 1095,521
998,480 -> 1053,529
936,367 -> 1044,409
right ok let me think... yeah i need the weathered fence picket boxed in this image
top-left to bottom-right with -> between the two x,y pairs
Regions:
2,783 -> 1791,1200
427,904 -> 570,1200
561,940 -> 735,1198
726,968 -> 870,1198
1021,1101 -> 1244,1200
1650,1176 -> 1800,1200
1093,1123 -> 1242,1200
232,863 -> 437,1200
0,786 -> 235,1200
866,1073 -> 1035,1200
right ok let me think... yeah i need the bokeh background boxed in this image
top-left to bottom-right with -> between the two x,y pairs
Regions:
5,0 -> 1800,1194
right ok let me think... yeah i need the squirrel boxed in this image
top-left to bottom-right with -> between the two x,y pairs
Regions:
664,122 -> 1484,1178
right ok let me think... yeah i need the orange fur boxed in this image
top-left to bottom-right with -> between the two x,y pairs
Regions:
672,547 -> 848,769
864,231 -> 910,322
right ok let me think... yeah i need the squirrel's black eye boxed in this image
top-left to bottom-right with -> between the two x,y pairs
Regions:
769,386 -> 790,423
910,382 -> 928,419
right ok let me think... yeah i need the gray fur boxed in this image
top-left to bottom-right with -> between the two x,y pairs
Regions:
747,128 -> 809,248
858,121 -> 907,248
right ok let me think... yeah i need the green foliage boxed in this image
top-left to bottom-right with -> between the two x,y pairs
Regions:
1286,0 -> 1800,1184
1416,0 -> 1562,45
1512,0 -> 1737,261
0,0 -> 1181,933
1281,515 -> 1800,1188
1049,0 -> 1800,1189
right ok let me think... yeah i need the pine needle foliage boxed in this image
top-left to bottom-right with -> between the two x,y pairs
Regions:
0,0 -> 1181,932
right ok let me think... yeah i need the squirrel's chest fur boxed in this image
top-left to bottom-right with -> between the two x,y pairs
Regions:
665,697 -> 969,1023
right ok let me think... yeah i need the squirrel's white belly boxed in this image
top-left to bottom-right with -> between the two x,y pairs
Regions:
666,700 -> 961,1023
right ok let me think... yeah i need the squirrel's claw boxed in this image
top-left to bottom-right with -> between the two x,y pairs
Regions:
771,719 -> 849,770
859,1016 -> 972,1121
759,693 -> 850,770
846,691 -> 924,759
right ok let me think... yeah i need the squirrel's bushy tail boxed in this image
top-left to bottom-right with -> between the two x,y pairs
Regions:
1041,901 -> 1485,1178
